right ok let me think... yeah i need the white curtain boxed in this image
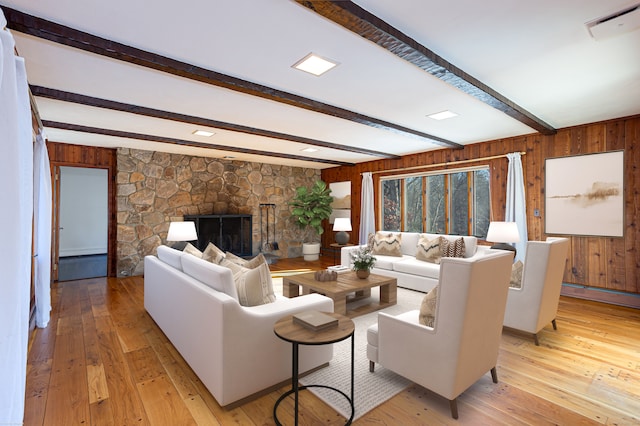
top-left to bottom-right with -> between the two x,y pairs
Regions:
0,13 -> 33,425
34,133 -> 52,328
359,172 -> 375,245
506,152 -> 528,262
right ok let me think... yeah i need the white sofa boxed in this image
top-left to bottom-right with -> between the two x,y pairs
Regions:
144,245 -> 334,407
340,232 -> 488,293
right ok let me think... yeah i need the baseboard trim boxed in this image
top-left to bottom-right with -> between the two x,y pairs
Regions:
561,283 -> 640,309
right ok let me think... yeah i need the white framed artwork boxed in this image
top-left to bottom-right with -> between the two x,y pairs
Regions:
545,151 -> 624,237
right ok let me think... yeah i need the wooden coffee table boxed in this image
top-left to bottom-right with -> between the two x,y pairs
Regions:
283,271 -> 397,318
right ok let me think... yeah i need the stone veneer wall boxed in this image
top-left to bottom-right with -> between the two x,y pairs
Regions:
116,148 -> 321,277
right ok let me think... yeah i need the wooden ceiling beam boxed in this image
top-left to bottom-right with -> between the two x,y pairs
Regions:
31,86 -> 399,160
41,120 -> 355,166
297,0 -> 557,135
3,6 -> 462,149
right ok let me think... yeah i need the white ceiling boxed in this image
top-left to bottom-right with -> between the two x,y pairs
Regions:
2,0 -> 639,169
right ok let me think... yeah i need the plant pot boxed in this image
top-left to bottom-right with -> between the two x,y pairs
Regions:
302,242 -> 321,261
356,269 -> 370,279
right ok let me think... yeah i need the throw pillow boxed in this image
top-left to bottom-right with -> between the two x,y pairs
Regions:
183,243 -> 203,258
419,285 -> 438,328
510,260 -> 524,289
415,236 -> 443,264
224,261 -> 276,307
371,232 -> 403,257
442,237 -> 466,258
244,253 -> 267,269
223,251 -> 246,265
366,232 -> 375,251
202,242 -> 225,264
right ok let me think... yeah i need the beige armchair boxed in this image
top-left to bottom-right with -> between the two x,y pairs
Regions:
366,250 -> 513,419
503,237 -> 570,345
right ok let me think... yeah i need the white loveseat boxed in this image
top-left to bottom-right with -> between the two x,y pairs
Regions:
340,232 -> 488,293
144,245 -> 334,407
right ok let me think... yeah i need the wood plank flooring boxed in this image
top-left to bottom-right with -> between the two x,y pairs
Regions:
25,256 -> 640,425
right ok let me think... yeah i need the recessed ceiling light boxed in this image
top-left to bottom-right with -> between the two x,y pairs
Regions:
193,130 -> 215,137
427,110 -> 459,121
301,147 -> 319,153
292,53 -> 338,76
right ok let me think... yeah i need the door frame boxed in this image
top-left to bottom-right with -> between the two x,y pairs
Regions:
48,143 -> 117,279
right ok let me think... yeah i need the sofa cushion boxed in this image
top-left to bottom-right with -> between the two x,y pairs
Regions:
183,243 -> 203,258
419,285 -> 438,328
180,254 -> 238,301
442,237 -> 466,258
372,254 -> 412,270
391,257 -> 440,280
372,232 -> 403,257
416,235 -> 443,264
157,245 -> 185,271
202,242 -> 225,264
222,260 -> 276,306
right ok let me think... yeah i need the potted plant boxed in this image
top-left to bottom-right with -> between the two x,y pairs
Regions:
350,246 -> 376,278
289,180 -> 333,261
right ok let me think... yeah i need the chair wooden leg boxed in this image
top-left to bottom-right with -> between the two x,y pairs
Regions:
490,367 -> 498,383
552,319 -> 557,330
449,398 -> 458,419
533,333 -> 540,346
369,360 -> 375,372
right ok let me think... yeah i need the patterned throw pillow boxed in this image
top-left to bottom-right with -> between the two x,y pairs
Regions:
510,260 -> 524,288
419,285 -> 438,328
183,243 -> 203,258
366,232 -> 375,251
222,251 -> 246,265
442,237 -> 466,258
202,242 -> 225,264
244,253 -> 267,269
371,232 -> 403,257
222,260 -> 276,306
415,236 -> 443,264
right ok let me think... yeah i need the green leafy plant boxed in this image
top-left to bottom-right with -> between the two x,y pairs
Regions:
289,180 -> 333,241
350,246 -> 376,271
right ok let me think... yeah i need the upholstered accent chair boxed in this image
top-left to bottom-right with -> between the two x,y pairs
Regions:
366,250 -> 513,419
503,237 -> 570,345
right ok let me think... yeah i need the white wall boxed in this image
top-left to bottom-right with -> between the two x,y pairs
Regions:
59,166 -> 108,257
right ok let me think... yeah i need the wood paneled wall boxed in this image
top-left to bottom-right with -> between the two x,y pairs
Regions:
47,142 -> 118,277
321,115 -> 640,296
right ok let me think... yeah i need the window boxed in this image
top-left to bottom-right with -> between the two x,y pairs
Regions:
381,167 -> 490,237
382,179 -> 401,232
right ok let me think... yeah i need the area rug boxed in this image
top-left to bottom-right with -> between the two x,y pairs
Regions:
272,278 -> 424,421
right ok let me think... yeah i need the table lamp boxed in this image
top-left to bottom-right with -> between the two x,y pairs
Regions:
486,221 -> 520,255
333,217 -> 352,245
167,221 -> 198,250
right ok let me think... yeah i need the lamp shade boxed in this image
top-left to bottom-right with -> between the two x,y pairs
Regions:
486,221 -> 520,243
333,217 -> 352,245
167,221 -> 197,242
333,217 -> 352,232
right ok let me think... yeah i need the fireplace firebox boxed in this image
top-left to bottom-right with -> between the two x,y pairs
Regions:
184,214 -> 252,257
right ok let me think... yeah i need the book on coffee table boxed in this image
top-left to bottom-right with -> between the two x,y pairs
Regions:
327,265 -> 350,274
292,310 -> 338,331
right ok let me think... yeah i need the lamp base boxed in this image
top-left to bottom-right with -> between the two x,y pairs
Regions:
490,243 -> 516,258
171,241 -> 189,250
335,231 -> 350,245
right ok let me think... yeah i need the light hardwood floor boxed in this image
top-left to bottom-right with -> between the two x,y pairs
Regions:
25,256 -> 640,425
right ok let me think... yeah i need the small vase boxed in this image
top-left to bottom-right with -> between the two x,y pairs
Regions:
356,269 -> 370,279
